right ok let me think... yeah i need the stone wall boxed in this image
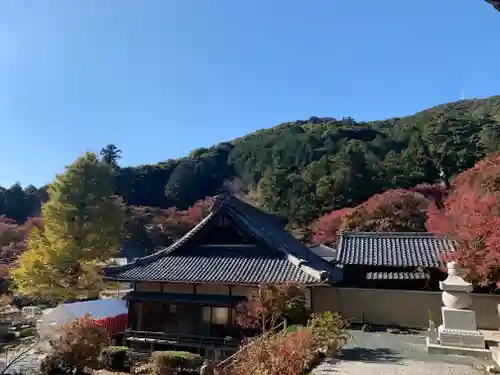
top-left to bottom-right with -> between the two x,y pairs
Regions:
312,287 -> 500,330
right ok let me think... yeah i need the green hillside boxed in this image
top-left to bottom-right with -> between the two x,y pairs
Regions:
2,95 -> 500,226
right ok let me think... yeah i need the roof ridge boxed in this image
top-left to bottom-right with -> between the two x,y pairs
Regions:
227,196 -> 328,282
104,210 -> 218,274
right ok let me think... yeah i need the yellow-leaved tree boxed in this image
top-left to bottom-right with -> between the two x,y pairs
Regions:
11,152 -> 126,302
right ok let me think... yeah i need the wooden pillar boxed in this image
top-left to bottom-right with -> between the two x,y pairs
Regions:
228,286 -> 233,324
309,287 -> 314,313
137,302 -> 143,331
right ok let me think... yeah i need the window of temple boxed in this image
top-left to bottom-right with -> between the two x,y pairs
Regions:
212,307 -> 229,325
169,303 -> 177,313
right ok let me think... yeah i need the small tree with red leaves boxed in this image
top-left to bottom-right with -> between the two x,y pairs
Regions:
311,208 -> 352,246
427,187 -> 500,288
218,328 -> 314,375
341,189 -> 430,232
235,284 -> 309,332
44,313 -> 110,375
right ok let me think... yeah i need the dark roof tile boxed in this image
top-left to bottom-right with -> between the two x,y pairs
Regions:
365,271 -> 429,280
105,194 -> 341,284
111,246 -> 319,284
337,232 -> 453,268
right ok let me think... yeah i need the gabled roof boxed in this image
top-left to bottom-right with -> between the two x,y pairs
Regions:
336,232 -> 454,268
104,194 -> 341,285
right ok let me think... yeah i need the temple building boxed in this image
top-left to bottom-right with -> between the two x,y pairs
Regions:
104,193 -> 341,359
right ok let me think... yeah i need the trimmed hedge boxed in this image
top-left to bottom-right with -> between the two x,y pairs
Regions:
150,351 -> 202,374
100,346 -> 132,372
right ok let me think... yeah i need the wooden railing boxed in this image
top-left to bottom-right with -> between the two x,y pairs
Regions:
125,329 -> 239,348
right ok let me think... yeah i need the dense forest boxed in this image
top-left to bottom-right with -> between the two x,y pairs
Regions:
3,95 -> 500,227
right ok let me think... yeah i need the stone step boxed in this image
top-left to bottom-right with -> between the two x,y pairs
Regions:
491,347 -> 500,367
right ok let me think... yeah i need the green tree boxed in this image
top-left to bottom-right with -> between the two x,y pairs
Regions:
12,152 -> 126,301
257,167 -> 290,216
425,114 -> 482,178
100,144 -> 122,169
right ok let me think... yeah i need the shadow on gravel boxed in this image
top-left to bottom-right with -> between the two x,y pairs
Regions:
336,347 -> 403,363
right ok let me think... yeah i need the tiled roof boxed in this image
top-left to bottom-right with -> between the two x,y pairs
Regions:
108,245 -> 320,284
337,232 -> 453,268
365,271 -> 429,280
105,194 -> 340,284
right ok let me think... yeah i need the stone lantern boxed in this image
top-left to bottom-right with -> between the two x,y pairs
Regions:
437,261 -> 485,349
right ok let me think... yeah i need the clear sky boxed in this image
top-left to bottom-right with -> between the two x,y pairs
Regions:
0,1 -> 498,187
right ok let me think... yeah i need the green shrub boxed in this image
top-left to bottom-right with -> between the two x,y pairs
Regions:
308,311 -> 350,356
100,346 -> 132,372
19,327 -> 37,338
150,351 -> 202,374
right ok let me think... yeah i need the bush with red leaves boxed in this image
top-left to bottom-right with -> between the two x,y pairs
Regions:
310,208 -> 352,246
341,189 -> 430,233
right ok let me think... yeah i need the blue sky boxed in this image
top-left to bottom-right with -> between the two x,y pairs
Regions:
0,1 -> 498,187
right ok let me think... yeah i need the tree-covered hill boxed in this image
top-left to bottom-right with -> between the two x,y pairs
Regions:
2,95 -> 500,228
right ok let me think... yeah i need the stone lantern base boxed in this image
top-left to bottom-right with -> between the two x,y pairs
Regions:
438,326 -> 485,348
438,307 -> 485,348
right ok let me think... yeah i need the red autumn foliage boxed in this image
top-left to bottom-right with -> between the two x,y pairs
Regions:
0,216 -> 42,280
235,284 -> 308,331
311,208 -> 352,246
427,183 -> 500,287
48,313 -> 110,372
451,153 -> 500,196
341,189 -> 430,233
125,196 -> 214,249
219,328 -> 314,375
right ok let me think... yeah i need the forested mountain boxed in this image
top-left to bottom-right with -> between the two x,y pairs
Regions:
2,95 -> 500,229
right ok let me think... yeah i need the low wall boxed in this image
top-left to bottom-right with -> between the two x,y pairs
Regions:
312,287 -> 500,330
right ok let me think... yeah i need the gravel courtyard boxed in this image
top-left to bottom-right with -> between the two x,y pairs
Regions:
313,329 -> 493,375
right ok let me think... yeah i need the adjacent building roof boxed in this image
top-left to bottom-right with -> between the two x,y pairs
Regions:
337,232 -> 454,268
104,194 -> 341,285
365,271 -> 429,281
